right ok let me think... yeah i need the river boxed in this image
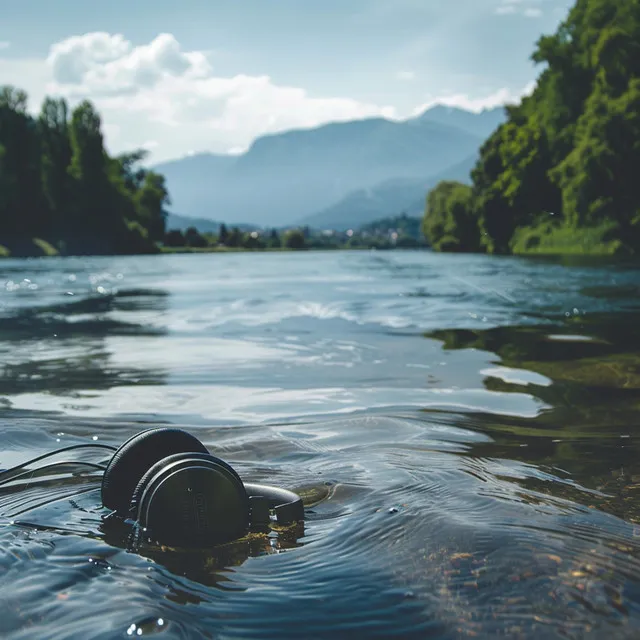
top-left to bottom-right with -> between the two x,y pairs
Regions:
1,250 -> 640,639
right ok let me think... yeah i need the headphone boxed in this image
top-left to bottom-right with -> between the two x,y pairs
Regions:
0,427 -> 304,548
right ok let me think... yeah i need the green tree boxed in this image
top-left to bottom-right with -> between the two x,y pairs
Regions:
0,86 -> 45,239
133,171 -> 170,241
243,231 -> 264,249
283,228 -> 306,250
38,97 -> 72,236
219,223 -> 229,245
227,226 -> 242,247
67,100 -> 120,246
185,226 -> 207,247
423,181 -> 479,252
165,229 -> 185,247
268,228 -> 280,248
424,0 -> 640,256
0,86 -> 171,256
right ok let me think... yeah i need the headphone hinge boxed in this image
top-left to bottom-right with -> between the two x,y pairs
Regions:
248,495 -> 271,525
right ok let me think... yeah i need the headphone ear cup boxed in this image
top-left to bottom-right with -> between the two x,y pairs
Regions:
129,452 -> 250,547
101,428 -> 209,514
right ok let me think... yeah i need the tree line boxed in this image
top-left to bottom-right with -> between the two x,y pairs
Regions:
164,223 -> 421,252
423,0 -> 640,256
0,86 -> 169,256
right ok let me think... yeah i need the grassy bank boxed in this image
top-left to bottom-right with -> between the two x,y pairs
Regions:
159,245 -> 308,254
510,220 -> 627,257
0,240 -> 422,258
159,244 -> 396,254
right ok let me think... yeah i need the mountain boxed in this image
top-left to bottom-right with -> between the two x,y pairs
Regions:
297,106 -> 507,230
416,105 -> 506,139
300,153 -> 478,230
166,213 -> 259,233
153,105 -> 505,227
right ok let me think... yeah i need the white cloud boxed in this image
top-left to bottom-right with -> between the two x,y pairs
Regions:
3,31 -> 540,162
0,58 -> 51,111
0,41 -> 10,50
46,32 -> 210,95
412,81 -> 535,115
396,70 -> 416,81
495,0 -> 542,17
42,32 -> 398,161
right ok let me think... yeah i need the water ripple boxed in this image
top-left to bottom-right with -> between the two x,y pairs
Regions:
0,252 -> 640,638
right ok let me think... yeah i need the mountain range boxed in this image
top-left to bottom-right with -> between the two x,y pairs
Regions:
154,105 -> 506,230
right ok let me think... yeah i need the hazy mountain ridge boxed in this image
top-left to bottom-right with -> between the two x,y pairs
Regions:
414,104 -> 506,138
165,214 -> 259,233
300,153 -> 479,231
154,106 -> 505,228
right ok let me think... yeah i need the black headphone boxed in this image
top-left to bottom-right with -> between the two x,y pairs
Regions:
0,427 -> 304,548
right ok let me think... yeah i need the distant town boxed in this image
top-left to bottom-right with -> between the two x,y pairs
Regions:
162,213 -> 427,252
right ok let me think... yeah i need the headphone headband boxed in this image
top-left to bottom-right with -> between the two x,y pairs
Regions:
245,483 -> 304,526
1,428 -> 306,549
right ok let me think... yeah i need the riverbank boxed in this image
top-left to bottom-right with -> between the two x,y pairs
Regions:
159,244 -> 397,254
1,236 -> 631,258
510,220 -> 629,257
0,239 -> 421,258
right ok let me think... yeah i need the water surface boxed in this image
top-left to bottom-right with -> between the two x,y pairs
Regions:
1,250 -> 640,639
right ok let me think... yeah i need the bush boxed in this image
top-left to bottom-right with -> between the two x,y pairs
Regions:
510,219 -> 625,256
283,229 -> 306,250
423,181 -> 480,252
121,221 -> 157,254
185,226 -> 208,248
164,229 -> 186,247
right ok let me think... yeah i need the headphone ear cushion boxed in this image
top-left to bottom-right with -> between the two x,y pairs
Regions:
129,452 -> 249,546
128,452 -> 246,518
101,428 -> 209,514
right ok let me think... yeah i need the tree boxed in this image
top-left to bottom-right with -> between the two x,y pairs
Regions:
423,181 -> 479,252
165,229 -> 185,247
219,223 -> 229,245
423,0 -> 640,256
0,86 -> 171,256
268,228 -> 280,248
227,226 -> 243,247
283,228 -> 306,250
38,97 -> 72,236
0,86 -> 45,239
185,226 -> 207,247
133,171 -> 170,241
67,100 -> 120,247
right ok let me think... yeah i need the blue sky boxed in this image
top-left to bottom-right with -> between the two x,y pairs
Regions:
0,0 -> 573,162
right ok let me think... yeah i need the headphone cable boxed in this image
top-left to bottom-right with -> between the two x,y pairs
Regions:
0,443 -> 117,484
0,461 -> 107,488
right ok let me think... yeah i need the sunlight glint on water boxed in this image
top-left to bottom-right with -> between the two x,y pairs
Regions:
1,250 -> 640,639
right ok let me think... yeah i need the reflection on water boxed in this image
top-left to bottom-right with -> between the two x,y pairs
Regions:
1,251 -> 640,638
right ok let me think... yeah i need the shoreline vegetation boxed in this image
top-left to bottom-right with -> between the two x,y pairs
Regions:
0,87 -> 168,258
422,0 -> 640,258
1,0 -> 637,260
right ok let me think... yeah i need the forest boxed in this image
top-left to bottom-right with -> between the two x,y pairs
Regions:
0,87 -> 168,256
423,0 -> 640,256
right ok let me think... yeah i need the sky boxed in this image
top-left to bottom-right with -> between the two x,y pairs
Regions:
0,0 -> 574,163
